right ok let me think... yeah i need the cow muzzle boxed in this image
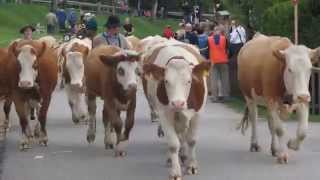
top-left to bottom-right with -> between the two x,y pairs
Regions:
171,100 -> 186,111
18,81 -> 33,89
70,83 -> 86,93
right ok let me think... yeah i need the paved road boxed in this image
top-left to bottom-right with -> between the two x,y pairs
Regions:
2,89 -> 320,180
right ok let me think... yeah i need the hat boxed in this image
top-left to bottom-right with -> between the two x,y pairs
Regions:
19,25 -> 35,34
105,15 -> 121,28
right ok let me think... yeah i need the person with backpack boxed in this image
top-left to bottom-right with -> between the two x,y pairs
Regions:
229,19 -> 246,58
197,27 -> 208,59
208,26 -> 230,102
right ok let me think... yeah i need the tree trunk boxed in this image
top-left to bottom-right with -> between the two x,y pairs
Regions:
153,0 -> 158,20
137,0 -> 141,16
52,0 -> 58,11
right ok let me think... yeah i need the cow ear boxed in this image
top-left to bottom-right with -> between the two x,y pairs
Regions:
192,61 -> 211,80
9,41 -> 19,57
273,50 -> 286,62
99,55 -> 124,66
37,41 -> 47,57
143,63 -> 165,81
310,47 -> 320,64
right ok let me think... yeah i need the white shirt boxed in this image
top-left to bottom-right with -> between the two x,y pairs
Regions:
230,25 -> 246,44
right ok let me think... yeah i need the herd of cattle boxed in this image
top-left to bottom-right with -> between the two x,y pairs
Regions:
0,33 -> 319,179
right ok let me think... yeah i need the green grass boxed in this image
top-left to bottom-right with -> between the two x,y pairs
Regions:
0,4 -> 179,47
225,96 -> 320,122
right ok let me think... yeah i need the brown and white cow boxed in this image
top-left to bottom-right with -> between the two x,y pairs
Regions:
126,35 -> 140,51
0,47 -> 11,140
85,45 -> 141,156
59,38 -> 91,124
237,34 -> 320,163
142,39 -> 211,180
6,40 -> 58,150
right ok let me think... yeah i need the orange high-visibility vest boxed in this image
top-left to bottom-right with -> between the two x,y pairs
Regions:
208,35 -> 228,64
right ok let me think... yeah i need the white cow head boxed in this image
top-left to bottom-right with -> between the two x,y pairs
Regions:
99,50 -> 141,94
143,58 -> 211,111
62,43 -> 89,123
10,41 -> 46,89
277,45 -> 320,104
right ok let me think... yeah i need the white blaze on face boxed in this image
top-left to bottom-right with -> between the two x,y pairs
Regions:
65,85 -> 88,121
282,45 -> 312,102
116,61 -> 140,90
165,60 -> 193,110
66,52 -> 85,87
17,45 -> 38,88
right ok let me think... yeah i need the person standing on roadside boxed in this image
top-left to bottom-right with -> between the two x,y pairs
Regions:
208,26 -> 230,102
229,19 -> 246,58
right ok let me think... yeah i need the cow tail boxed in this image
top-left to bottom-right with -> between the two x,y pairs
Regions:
236,106 -> 249,135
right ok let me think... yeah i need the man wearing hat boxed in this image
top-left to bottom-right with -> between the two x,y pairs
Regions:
93,15 -> 129,49
20,25 -> 35,40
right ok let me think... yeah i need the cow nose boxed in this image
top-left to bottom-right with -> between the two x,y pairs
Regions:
128,83 -> 137,91
19,81 -> 32,88
171,101 -> 185,109
297,94 -> 310,103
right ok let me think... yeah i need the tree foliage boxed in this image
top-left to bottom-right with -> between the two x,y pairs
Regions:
223,0 -> 320,48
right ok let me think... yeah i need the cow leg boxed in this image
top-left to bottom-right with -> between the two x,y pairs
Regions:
106,107 -> 124,157
288,104 -> 309,151
103,107 -> 116,150
247,102 -> 261,152
86,94 -> 96,143
3,99 -> 12,132
68,101 -> 79,124
185,114 -> 199,175
13,96 -> 32,151
0,100 -> 7,141
268,103 -> 289,164
161,112 -> 182,180
268,116 -> 278,157
37,96 -> 51,146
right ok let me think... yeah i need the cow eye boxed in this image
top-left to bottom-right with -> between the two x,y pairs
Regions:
118,67 -> 125,76
165,80 -> 168,84
288,68 -> 293,73
135,67 -> 141,76
187,80 -> 191,84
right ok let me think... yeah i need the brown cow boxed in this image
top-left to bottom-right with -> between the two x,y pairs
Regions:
142,39 -> 211,180
238,34 -> 320,163
85,45 -> 141,156
6,40 -> 58,150
0,48 -> 10,140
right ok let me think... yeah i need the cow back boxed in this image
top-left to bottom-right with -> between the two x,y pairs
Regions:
238,35 -> 292,100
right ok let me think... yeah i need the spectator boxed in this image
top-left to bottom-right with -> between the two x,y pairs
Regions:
19,25 -> 35,40
182,1 -> 192,24
229,19 -> 246,58
123,18 -> 134,37
46,10 -> 58,34
208,26 -> 230,102
66,8 -> 77,34
93,15 -> 129,49
183,23 -> 198,45
163,25 -> 175,39
197,27 -> 208,59
56,8 -> 66,32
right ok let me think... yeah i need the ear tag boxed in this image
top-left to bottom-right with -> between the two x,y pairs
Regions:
203,70 -> 209,77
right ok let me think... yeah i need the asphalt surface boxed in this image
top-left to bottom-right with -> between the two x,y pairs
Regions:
2,89 -> 320,180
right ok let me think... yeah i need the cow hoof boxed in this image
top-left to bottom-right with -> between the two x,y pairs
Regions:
115,150 -> 127,157
277,152 -> 289,164
180,155 -> 187,165
166,158 -> 172,167
157,126 -> 165,138
186,166 -> 198,175
151,113 -> 159,123
271,148 -> 278,157
86,129 -> 96,143
105,143 -> 114,150
250,143 -> 261,152
287,139 -> 299,151
19,141 -> 31,151
169,175 -> 182,180
72,115 -> 80,124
